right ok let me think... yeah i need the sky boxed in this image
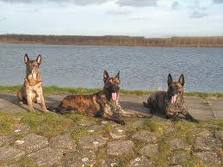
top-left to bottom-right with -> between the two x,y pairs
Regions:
0,0 -> 222,37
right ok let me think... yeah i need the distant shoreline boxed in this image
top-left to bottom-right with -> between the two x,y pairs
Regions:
0,34 -> 223,47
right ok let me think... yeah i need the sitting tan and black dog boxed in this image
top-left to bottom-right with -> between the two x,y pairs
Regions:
55,70 -> 125,124
143,74 -> 198,122
17,54 -> 48,112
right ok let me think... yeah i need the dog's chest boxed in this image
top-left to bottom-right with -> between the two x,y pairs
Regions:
166,98 -> 184,113
26,85 -> 43,103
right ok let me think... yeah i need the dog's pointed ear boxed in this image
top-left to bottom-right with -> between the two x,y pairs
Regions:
167,73 -> 173,86
24,54 -> 29,64
36,54 -> 42,65
178,74 -> 185,86
103,70 -> 109,83
115,71 -> 120,80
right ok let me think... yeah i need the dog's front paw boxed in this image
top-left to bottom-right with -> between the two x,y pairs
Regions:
28,109 -> 35,112
117,119 -> 125,125
42,109 -> 50,113
18,101 -> 23,105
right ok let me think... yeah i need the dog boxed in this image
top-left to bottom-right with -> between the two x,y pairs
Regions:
143,74 -> 198,122
17,54 -> 48,112
55,70 -> 125,125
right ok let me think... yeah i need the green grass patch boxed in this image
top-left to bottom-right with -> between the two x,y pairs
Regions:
171,120 -> 198,144
207,119 -> 223,128
20,112 -> 73,138
64,113 -> 98,125
152,139 -> 172,167
0,85 -> 21,94
13,157 -> 38,167
0,112 -> 15,135
174,121 -> 196,137
71,126 -> 90,141
183,155 -> 199,167
1,85 -> 223,97
185,92 -> 223,98
143,118 -> 170,135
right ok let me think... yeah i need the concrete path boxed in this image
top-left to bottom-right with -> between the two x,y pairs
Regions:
0,93 -> 222,120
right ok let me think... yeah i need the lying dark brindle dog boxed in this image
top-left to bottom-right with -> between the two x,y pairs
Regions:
143,74 -> 198,122
55,70 -> 125,124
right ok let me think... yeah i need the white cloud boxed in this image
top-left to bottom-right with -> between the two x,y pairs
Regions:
171,1 -> 180,10
190,10 -> 207,18
116,0 -> 158,7
0,0 -> 222,36
213,0 -> 223,4
0,0 -> 111,5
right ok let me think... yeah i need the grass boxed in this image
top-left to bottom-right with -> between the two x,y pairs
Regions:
0,109 -> 223,166
207,119 -> 223,129
172,120 -> 197,144
0,112 -> 15,135
143,118 -> 170,135
0,85 -> 223,97
185,92 -> 223,98
14,157 -> 38,167
20,112 -> 73,138
152,139 -> 172,167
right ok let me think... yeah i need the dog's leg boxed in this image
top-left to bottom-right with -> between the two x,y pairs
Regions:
143,100 -> 155,116
100,103 -> 125,125
26,89 -> 34,112
53,103 -> 70,114
40,96 -> 48,112
181,108 -> 199,123
37,88 -> 48,112
184,112 -> 199,123
110,113 -> 125,125
16,90 -> 23,105
171,113 -> 180,122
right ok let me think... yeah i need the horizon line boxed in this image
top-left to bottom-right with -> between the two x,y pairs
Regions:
1,33 -> 223,38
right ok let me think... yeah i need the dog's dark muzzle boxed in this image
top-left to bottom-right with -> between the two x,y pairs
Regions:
107,86 -> 120,102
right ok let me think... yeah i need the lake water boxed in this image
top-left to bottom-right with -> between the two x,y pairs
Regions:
0,43 -> 223,92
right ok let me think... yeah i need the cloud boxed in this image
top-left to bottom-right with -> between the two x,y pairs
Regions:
116,0 -> 158,7
129,16 -> 147,21
107,9 -> 132,15
189,1 -> 208,19
0,17 -> 6,22
171,1 -> 180,10
0,0 -> 110,5
213,0 -> 223,4
72,0 -> 110,6
190,10 -> 207,18
0,0 -> 160,7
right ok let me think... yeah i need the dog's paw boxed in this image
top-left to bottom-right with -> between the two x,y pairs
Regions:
118,119 -> 125,125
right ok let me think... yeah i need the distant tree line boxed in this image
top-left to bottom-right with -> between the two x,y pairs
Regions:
0,34 -> 223,47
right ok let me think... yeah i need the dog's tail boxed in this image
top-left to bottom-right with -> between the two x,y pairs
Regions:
49,103 -> 75,115
47,103 -> 63,114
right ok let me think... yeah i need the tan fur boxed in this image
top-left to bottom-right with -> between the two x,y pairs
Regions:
17,54 -> 48,112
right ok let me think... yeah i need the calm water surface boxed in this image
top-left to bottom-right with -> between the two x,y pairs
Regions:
0,44 -> 223,92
